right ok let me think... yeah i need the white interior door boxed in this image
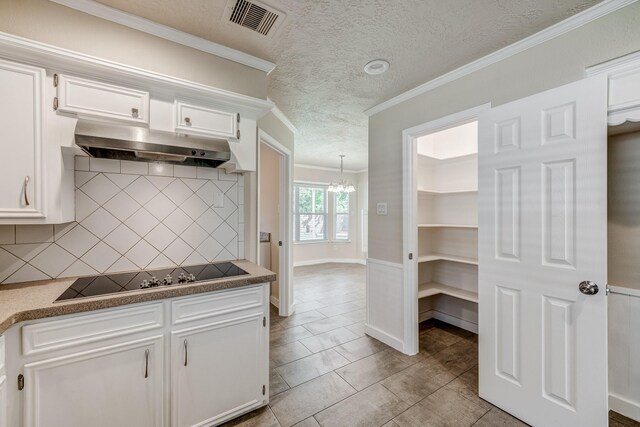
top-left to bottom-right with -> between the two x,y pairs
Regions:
478,75 -> 608,426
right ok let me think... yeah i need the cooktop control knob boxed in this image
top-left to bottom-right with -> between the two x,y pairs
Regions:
163,274 -> 173,285
187,274 -> 196,282
178,273 -> 187,283
140,279 -> 150,289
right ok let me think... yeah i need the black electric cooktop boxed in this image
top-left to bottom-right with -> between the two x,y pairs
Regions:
55,262 -> 248,302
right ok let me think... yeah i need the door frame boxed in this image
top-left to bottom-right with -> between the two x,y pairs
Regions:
401,103 -> 491,354
257,129 -> 294,317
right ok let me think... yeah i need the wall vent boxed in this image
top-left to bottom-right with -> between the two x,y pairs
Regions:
229,0 -> 281,36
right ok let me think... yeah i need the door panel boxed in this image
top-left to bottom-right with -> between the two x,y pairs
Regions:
171,314 -> 265,427
24,336 -> 164,427
478,76 -> 608,426
0,60 -> 44,218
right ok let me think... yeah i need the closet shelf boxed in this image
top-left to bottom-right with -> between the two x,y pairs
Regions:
418,282 -> 479,303
418,254 -> 478,265
418,189 -> 478,196
418,224 -> 478,229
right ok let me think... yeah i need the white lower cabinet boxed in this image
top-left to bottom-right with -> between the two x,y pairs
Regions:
24,336 -> 164,427
7,284 -> 269,427
171,314 -> 266,427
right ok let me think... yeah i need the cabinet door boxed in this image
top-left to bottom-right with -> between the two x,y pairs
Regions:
56,74 -> 149,124
0,60 -> 45,218
175,101 -> 239,139
171,314 -> 266,427
23,336 -> 164,427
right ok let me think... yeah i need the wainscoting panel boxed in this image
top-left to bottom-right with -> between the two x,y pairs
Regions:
365,258 -> 404,351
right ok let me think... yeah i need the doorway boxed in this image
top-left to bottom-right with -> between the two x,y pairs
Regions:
402,104 -> 489,355
258,130 -> 293,317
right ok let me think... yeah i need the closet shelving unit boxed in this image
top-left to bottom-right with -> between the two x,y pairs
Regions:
416,122 -> 479,324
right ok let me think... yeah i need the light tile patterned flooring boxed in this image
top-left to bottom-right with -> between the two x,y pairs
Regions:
223,263 -> 638,427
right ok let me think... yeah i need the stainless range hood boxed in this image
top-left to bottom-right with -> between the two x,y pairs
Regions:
74,121 -> 231,168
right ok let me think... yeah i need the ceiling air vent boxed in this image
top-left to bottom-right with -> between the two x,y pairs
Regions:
227,0 -> 284,37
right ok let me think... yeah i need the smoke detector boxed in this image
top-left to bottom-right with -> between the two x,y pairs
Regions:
223,0 -> 286,38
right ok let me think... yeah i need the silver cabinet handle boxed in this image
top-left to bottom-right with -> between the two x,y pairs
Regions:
131,107 -> 139,118
184,117 -> 191,125
183,339 -> 188,366
144,349 -> 150,378
24,176 -> 30,206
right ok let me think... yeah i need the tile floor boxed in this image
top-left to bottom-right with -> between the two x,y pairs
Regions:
222,263 -> 638,427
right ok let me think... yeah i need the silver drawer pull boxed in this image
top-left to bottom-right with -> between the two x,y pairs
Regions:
131,108 -> 139,118
24,176 -> 30,206
183,339 -> 188,366
144,349 -> 150,378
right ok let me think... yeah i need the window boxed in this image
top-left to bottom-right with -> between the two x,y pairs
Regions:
294,184 -> 327,242
334,192 -> 350,240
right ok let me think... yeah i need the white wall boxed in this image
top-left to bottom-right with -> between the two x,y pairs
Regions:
293,166 -> 367,266
259,144 -> 280,301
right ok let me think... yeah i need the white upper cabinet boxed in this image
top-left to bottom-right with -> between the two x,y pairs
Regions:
0,59 -> 45,220
55,74 -> 150,124
174,101 -> 239,140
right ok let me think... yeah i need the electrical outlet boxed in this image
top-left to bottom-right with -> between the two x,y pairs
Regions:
376,203 -> 387,215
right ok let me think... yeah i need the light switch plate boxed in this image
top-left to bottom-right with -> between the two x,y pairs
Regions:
376,203 -> 387,215
213,192 -> 224,208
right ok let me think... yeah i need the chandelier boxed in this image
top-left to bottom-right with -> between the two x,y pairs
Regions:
328,155 -> 356,193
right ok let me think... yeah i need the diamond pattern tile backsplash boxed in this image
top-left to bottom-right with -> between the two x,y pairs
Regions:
0,158 -> 244,284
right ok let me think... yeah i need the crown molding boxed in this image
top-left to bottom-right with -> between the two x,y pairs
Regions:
0,31 -> 274,118
364,0 -> 636,117
585,49 -> 640,76
268,98 -> 298,134
49,0 -> 277,74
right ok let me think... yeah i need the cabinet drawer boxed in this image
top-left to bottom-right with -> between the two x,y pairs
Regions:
175,101 -> 239,139
56,74 -> 149,124
22,304 -> 163,356
171,285 -> 264,326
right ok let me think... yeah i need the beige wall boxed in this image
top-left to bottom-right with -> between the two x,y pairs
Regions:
259,144 -> 280,300
368,2 -> 640,264
0,0 -> 267,98
293,166 -> 366,265
608,130 -> 640,292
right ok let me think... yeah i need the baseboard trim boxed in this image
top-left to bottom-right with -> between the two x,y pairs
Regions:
294,258 -> 366,267
364,323 -> 404,352
270,296 -> 280,309
610,392 -> 640,422
419,310 -> 478,334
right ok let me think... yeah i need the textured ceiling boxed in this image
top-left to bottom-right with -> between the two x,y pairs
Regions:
96,0 -> 600,170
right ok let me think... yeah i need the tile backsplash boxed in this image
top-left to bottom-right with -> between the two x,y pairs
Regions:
0,157 -> 244,284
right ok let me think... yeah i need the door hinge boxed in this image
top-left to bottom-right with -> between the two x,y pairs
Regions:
236,129 -> 241,139
262,385 -> 266,395
606,284 -> 611,296
53,97 -> 59,110
17,374 -> 24,391
237,113 -> 240,123
408,253 -> 413,260
263,316 -> 266,327
53,73 -> 59,87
